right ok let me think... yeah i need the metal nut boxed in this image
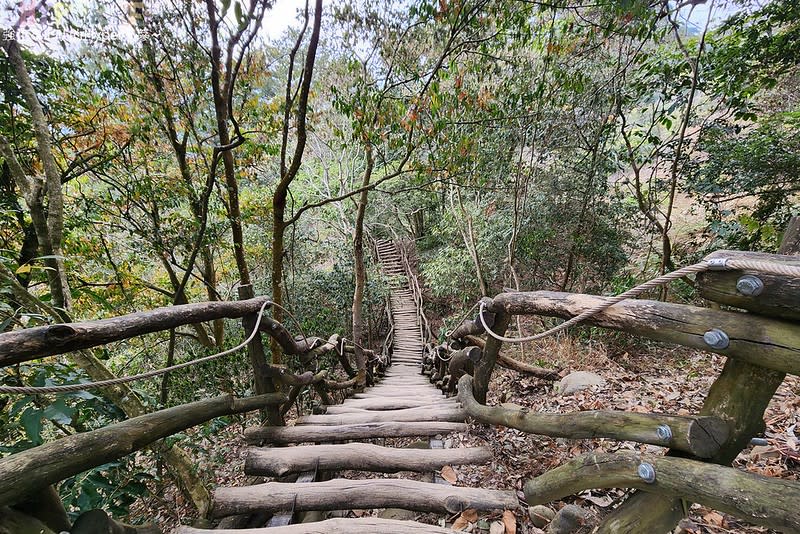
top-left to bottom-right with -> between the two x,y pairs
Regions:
703,328 -> 730,350
637,462 -> 656,484
656,424 -> 673,442
736,275 -> 764,297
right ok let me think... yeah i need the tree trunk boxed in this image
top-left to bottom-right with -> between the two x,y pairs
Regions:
351,144 -> 374,388
271,0 -> 323,364
2,40 -> 70,310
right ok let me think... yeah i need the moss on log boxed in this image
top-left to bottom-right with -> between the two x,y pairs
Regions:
473,310 -> 510,404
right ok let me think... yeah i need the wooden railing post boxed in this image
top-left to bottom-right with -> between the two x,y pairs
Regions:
237,284 -> 283,426
473,300 -> 510,404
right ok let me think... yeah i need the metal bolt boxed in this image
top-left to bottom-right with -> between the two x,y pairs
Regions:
736,275 -> 764,297
703,328 -> 730,350
656,424 -> 673,442
638,462 -> 656,484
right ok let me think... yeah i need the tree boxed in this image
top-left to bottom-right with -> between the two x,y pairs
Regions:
270,0 -> 323,364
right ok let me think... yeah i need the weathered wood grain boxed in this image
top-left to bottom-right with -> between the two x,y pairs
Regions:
458,375 -> 727,457
211,478 -> 518,517
697,250 -> 800,321
244,421 -> 467,444
245,442 -> 491,476
295,406 -> 466,425
175,517 -> 453,533
488,291 -> 800,375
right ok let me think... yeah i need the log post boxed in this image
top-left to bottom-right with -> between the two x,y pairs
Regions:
446,346 -> 482,394
473,299 -> 510,404
238,285 -> 282,426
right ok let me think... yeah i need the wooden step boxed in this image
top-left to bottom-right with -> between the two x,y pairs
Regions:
244,421 -> 466,444
295,406 -> 465,426
358,390 -> 440,398
210,478 -> 519,517
325,401 -> 458,414
244,443 -> 492,477
175,517 -> 454,534
336,397 -> 457,411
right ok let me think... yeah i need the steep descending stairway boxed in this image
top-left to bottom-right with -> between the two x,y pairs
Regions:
176,240 -> 517,534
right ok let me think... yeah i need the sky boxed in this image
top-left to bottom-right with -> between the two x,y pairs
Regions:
263,0 -> 306,39
0,0 -> 747,56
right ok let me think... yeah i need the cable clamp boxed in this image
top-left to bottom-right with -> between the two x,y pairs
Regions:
705,258 -> 730,270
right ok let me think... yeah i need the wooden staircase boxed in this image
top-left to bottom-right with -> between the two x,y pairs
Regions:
175,240 -> 517,533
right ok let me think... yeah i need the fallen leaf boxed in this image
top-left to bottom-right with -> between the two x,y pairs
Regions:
703,511 -> 725,527
502,510 -> 517,534
751,445 -> 781,460
489,521 -> 505,534
451,509 -> 478,531
441,465 -> 458,484
579,492 -> 614,507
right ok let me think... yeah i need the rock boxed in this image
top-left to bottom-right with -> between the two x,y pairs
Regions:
557,371 -> 606,395
489,520 -> 505,534
528,505 -> 556,528
546,505 -> 589,534
378,508 -> 416,521
405,439 -> 430,449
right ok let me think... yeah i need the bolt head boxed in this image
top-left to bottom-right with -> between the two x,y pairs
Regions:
703,328 -> 730,350
736,275 -> 764,297
656,424 -> 673,442
637,462 -> 656,484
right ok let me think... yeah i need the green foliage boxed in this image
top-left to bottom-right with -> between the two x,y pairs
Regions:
60,460 -> 153,521
687,113 -> 800,251
706,0 -> 800,119
1,362 -> 123,456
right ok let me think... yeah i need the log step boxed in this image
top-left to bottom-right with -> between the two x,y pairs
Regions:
210,478 -> 519,517
295,406 -> 466,426
326,397 -> 458,414
244,421 -> 467,444
175,517 -> 454,534
245,442 -> 491,477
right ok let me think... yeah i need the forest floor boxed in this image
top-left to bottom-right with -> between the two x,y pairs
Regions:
133,332 -> 799,534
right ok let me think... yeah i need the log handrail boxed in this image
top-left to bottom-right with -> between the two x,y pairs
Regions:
0,297 -> 272,367
457,375 -> 728,458
0,393 -> 286,507
487,290 -> 800,376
